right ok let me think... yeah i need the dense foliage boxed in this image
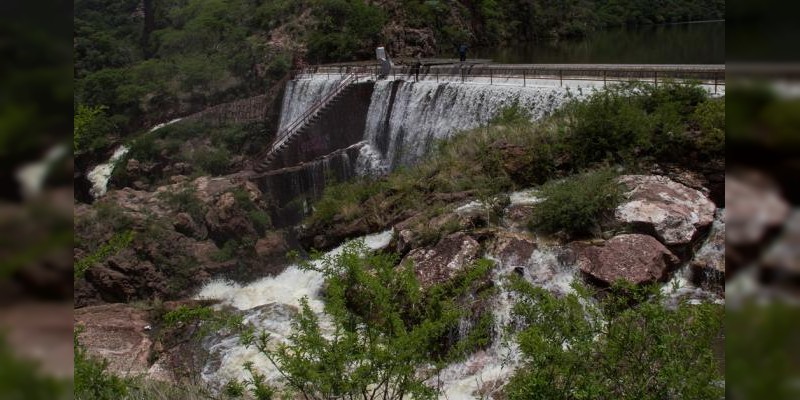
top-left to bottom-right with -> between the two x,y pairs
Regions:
236,241 -> 494,399
505,279 -> 724,399
403,0 -> 724,47
74,0 -> 724,150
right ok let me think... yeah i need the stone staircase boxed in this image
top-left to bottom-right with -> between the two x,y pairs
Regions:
254,74 -> 359,173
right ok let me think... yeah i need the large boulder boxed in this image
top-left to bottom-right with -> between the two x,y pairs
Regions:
74,304 -> 153,377
402,232 -> 480,288
393,205 -> 488,254
615,175 -> 716,247
488,231 -> 537,267
690,209 -> 726,293
576,234 -> 680,286
726,172 -> 790,247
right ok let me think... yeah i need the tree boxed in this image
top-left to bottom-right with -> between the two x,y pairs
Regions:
505,278 -> 724,400
239,240 -> 493,399
73,104 -> 114,154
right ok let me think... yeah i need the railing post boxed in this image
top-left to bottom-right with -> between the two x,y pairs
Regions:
523,69 -> 526,87
436,68 -> 438,82
714,74 -> 718,94
603,70 -> 607,87
559,69 -> 563,87
654,71 -> 658,88
490,68 -> 493,85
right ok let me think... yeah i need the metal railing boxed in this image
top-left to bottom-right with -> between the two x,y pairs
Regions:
295,63 -> 726,93
254,72 -> 360,170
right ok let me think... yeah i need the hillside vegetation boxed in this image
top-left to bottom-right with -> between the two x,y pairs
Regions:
74,0 -> 725,153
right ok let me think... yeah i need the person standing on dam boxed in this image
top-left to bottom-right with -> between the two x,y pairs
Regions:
458,43 -> 468,62
411,53 -> 423,82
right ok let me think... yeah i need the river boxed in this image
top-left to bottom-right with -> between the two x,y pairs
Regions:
465,20 -> 725,64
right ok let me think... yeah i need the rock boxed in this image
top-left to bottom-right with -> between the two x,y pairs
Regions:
132,180 -> 148,190
576,234 -> 680,286
488,231 -> 537,267
126,159 -> 141,174
172,162 -> 193,175
255,232 -> 289,259
761,209 -> 800,276
173,212 -> 207,239
74,304 -> 153,377
690,209 -> 725,293
204,192 -> 258,244
502,204 -> 535,231
169,175 -> 189,184
726,171 -> 790,246
396,229 -> 416,255
402,232 -> 480,288
615,175 -> 716,247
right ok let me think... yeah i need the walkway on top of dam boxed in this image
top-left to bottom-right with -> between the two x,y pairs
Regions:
297,59 -> 726,94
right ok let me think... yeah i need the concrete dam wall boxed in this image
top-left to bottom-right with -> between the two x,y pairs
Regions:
255,77 -> 575,226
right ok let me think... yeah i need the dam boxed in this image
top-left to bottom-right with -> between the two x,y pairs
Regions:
248,62 -> 725,225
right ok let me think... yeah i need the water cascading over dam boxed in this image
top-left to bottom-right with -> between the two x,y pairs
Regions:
361,80 -> 577,171
256,76 -> 579,225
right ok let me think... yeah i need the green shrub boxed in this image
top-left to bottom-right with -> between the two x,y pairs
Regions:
505,279 -> 723,400
158,185 -> 206,223
528,167 -> 621,238
193,147 -> 231,175
74,329 -> 128,400
212,239 -> 240,262
239,241 -> 493,399
563,81 -> 715,167
690,97 -> 725,157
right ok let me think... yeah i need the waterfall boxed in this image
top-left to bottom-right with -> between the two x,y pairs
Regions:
358,81 -> 579,173
277,76 -> 346,130
87,145 -> 129,199
196,230 -> 394,389
435,245 -> 577,399
88,117 -> 184,200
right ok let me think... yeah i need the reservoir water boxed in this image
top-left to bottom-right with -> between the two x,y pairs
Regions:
465,21 -> 725,64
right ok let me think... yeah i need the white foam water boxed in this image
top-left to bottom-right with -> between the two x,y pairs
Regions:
87,145 -> 129,199
197,229 -> 394,389
435,245 -> 577,399
359,81 -> 578,172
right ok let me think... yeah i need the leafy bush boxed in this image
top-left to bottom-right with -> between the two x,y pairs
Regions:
690,97 -> 725,157
563,81 -> 717,167
505,279 -> 724,400
193,147 -> 231,175
528,167 -> 621,238
74,104 -> 115,154
239,241 -> 493,399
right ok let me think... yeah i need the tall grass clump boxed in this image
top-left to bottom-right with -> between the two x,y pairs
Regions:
528,167 -> 621,238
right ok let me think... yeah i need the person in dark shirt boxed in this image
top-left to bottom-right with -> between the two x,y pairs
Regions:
458,43 -> 468,62
411,53 -> 423,81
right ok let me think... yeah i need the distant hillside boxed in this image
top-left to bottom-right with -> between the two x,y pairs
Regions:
74,0 -> 725,153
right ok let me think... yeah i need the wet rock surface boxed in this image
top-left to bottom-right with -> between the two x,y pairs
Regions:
74,303 -> 154,377
576,234 -> 680,286
615,175 -> 716,247
403,232 -> 481,288
74,176 -> 284,307
690,209 -> 726,292
488,231 -> 537,267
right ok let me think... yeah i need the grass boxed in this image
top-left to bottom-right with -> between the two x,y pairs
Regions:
528,167 -> 622,238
